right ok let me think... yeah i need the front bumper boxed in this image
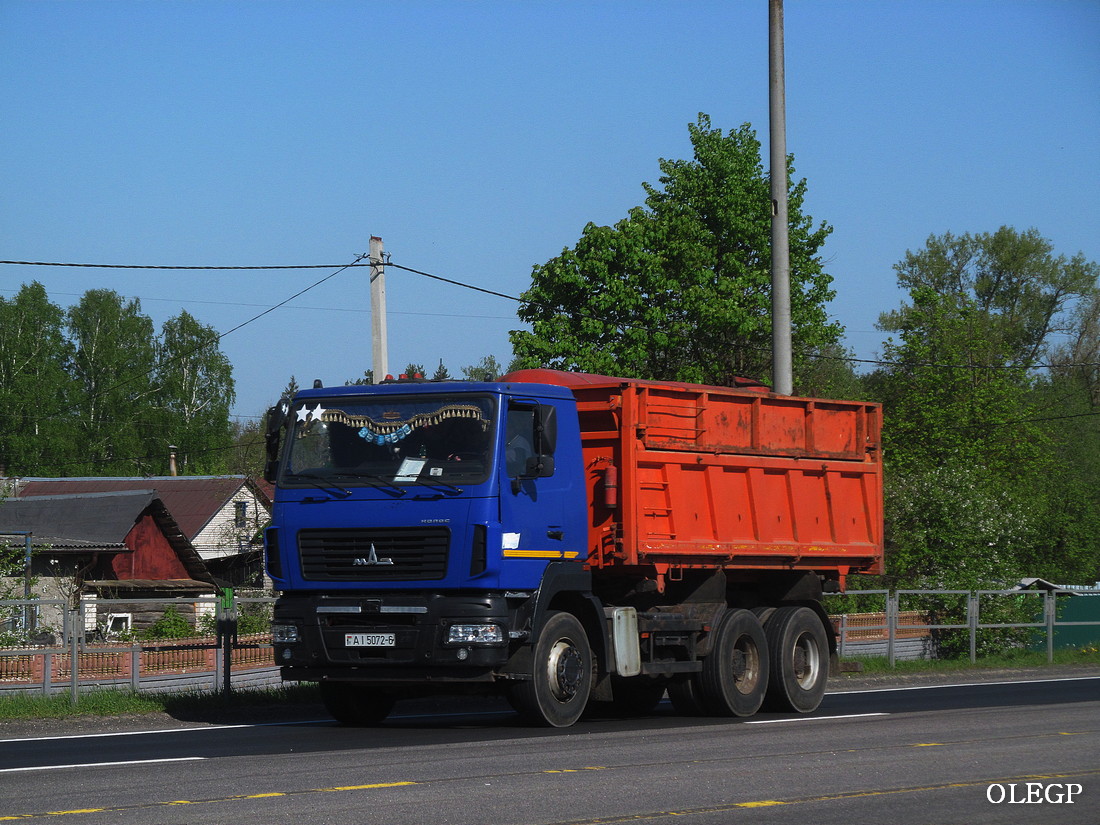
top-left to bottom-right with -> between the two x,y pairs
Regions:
273,591 -> 527,683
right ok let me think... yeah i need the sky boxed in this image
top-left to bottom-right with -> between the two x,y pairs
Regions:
2,0 -> 1098,420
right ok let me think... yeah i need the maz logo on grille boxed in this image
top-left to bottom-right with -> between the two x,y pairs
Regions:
352,544 -> 394,566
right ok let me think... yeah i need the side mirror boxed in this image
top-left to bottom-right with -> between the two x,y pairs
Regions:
524,454 -> 555,478
263,399 -> 289,483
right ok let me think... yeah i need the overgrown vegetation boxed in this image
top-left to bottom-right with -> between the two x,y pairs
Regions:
866,227 -> 1099,591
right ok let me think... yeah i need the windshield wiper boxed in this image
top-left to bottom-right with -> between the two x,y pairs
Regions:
283,472 -> 352,498
419,479 -> 463,494
328,471 -> 408,497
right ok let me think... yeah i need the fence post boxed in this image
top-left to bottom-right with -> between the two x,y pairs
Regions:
887,591 -> 898,668
42,648 -> 52,696
131,645 -> 141,692
968,593 -> 978,664
216,588 -> 237,696
68,607 -> 80,705
1045,590 -> 1055,664
838,614 -> 847,658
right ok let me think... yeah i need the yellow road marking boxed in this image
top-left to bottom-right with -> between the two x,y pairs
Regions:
1,780 -> 418,820
736,800 -> 785,807
318,782 -> 417,792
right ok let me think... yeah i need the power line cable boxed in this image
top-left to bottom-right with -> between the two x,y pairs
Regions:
16,255 -> 368,435
0,260 -> 364,270
4,256 -> 1098,371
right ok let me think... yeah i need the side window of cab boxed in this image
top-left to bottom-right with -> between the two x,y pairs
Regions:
505,403 -> 557,479
505,406 -> 536,478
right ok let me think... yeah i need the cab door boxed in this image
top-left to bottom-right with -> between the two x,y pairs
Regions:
497,400 -> 580,587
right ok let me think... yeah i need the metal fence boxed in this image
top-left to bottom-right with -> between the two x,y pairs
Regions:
0,594 -> 279,701
826,588 -> 1100,667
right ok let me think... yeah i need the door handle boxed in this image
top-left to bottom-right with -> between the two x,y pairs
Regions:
547,530 -> 564,540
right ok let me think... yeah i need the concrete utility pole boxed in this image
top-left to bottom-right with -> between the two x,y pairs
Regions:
369,236 -> 389,382
769,0 -> 793,396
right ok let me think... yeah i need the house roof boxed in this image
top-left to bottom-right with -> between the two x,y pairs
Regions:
1,490 -> 156,547
12,476 -> 270,540
0,491 -> 214,585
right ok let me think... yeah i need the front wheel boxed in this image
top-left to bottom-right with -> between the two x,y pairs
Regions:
509,610 -> 592,727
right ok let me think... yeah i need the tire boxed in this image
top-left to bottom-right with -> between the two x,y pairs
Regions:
762,606 -> 829,713
319,681 -> 396,726
698,608 -> 768,717
667,674 -> 707,716
509,610 -> 593,727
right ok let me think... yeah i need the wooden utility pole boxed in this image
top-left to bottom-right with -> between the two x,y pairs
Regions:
369,236 -> 388,382
769,0 -> 793,396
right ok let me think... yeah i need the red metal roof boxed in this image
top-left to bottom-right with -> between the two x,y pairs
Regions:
14,477 -> 259,540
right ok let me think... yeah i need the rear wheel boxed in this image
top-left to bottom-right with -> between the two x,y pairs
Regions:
509,610 -> 592,727
698,609 -> 768,717
762,606 -> 829,713
319,682 -> 396,726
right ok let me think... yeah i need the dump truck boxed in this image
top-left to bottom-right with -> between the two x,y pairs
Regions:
264,369 -> 883,727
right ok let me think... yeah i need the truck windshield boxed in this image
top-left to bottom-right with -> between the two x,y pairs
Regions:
281,394 -> 496,488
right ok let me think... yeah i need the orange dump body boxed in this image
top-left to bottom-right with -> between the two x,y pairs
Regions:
509,370 -> 884,582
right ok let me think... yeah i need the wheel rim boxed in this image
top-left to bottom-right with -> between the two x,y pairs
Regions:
791,631 -> 822,689
546,638 -> 584,701
731,634 -> 762,695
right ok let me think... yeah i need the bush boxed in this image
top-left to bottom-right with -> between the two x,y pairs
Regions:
141,605 -> 195,640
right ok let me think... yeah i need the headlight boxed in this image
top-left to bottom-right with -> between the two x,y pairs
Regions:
271,623 -> 300,643
446,624 -> 504,645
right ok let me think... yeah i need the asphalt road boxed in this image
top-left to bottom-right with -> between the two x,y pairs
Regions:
1,675 -> 1097,825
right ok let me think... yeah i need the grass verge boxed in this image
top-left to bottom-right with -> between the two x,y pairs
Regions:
839,645 -> 1100,675
0,684 -> 321,722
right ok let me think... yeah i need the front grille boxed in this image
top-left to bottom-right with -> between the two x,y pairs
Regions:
298,527 -> 450,581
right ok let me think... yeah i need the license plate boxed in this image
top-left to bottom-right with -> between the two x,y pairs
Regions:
345,633 -> 396,647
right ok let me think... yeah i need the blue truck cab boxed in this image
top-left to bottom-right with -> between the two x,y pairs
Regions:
264,377 -> 596,724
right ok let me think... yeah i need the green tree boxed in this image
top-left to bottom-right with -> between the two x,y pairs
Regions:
871,228 -> 1100,588
402,363 -> 426,379
153,310 -> 235,474
0,283 -> 77,475
1030,288 -> 1100,584
67,290 -> 158,475
510,113 -> 841,389
881,227 -> 1098,367
431,360 -> 451,381
461,355 -> 504,382
228,414 -> 266,479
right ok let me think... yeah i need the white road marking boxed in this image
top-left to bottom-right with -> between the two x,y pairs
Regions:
747,712 -> 889,724
826,674 -> 1100,695
0,756 -> 205,773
